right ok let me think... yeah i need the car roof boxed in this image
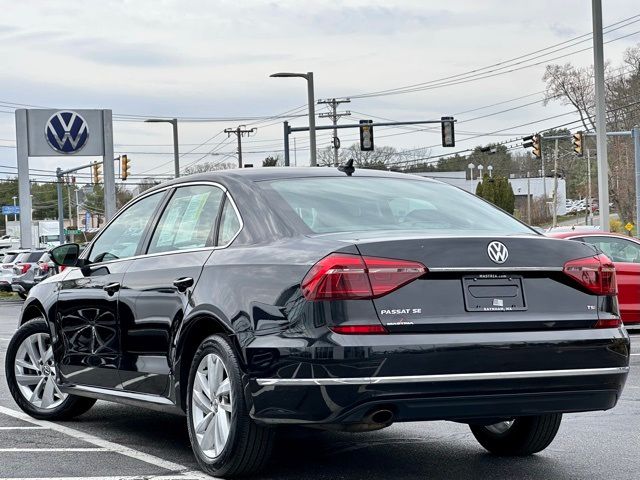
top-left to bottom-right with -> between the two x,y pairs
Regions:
145,167 -> 438,193
548,230 -> 640,242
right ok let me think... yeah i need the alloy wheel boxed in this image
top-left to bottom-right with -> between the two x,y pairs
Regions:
485,419 -> 515,435
14,332 -> 67,409
191,353 -> 233,459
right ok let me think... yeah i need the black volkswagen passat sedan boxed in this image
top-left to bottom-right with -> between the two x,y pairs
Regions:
5,168 -> 629,477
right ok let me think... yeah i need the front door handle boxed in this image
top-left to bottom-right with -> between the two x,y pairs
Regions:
173,277 -> 194,292
103,282 -> 121,295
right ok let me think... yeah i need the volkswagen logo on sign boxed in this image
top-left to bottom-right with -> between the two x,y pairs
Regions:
487,241 -> 509,264
45,111 -> 89,154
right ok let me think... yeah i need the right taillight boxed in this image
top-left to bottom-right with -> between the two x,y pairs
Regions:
563,253 -> 617,296
301,253 -> 427,301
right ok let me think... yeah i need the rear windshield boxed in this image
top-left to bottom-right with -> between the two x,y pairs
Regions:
15,252 -> 45,263
1,253 -> 18,263
266,177 -> 533,235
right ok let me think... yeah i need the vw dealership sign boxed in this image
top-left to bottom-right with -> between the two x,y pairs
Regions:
15,108 -> 116,248
45,111 -> 89,154
25,109 -> 105,157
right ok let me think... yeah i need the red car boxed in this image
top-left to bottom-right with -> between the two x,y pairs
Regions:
548,230 -> 640,325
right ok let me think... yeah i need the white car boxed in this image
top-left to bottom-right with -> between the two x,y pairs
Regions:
0,249 -> 30,292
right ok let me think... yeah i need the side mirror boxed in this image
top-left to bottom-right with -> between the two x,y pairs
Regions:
50,243 -> 80,267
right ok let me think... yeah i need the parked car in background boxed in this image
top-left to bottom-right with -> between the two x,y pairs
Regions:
11,250 -> 52,299
548,231 -> 640,325
0,249 -> 30,292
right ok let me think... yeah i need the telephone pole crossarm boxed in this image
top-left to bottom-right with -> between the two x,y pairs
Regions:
224,126 -> 257,168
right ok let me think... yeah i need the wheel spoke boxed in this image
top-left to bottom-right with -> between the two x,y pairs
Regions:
15,373 -> 41,386
40,377 -> 55,409
37,334 -> 47,361
216,410 -> 230,448
25,337 -> 41,365
195,412 -> 214,435
193,389 -> 212,414
207,355 -> 221,399
15,358 -> 37,371
196,371 -> 210,400
43,346 -> 54,363
216,378 -> 230,399
29,377 -> 46,403
201,414 -> 217,452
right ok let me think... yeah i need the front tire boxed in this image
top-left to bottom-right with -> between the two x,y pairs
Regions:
187,335 -> 274,477
5,319 -> 96,420
470,414 -> 562,456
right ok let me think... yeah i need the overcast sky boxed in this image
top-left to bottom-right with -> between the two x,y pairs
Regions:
1,0 -> 639,181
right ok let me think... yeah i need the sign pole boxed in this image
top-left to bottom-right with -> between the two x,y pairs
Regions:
633,125 -> 640,237
15,109 -> 33,249
56,169 -> 65,245
102,110 -> 117,221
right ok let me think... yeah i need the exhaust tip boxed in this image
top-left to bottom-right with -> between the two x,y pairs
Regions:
370,408 -> 394,425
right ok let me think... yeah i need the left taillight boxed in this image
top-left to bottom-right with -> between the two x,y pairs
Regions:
563,253 -> 617,296
16,263 -> 30,274
301,253 -> 427,301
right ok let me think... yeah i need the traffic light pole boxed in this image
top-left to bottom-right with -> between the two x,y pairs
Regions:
283,119 -> 455,163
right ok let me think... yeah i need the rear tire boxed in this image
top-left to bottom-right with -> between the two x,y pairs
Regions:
186,334 -> 274,477
5,319 -> 96,420
470,414 -> 562,456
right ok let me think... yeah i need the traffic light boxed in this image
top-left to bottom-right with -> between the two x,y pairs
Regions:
121,154 -> 130,180
572,131 -> 584,157
359,120 -> 374,151
523,134 -> 542,159
92,162 -> 102,184
441,116 -> 455,147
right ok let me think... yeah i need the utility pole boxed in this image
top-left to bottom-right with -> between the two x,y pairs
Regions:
318,98 -> 351,166
586,148 -> 593,226
633,125 -> 640,236
592,0 -> 610,231
527,172 -> 532,225
225,125 -> 256,168
552,138 -> 559,228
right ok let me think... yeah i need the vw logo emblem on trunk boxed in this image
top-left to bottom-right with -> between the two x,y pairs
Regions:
45,111 -> 89,154
487,241 -> 509,264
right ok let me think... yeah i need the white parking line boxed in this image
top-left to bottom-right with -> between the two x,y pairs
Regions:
0,477 -> 202,480
0,448 -> 107,452
0,426 -> 46,430
0,406 -> 217,480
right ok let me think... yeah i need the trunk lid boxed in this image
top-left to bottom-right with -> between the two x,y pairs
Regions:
329,232 -> 605,332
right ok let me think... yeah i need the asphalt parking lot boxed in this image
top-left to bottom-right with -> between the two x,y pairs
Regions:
0,300 -> 639,480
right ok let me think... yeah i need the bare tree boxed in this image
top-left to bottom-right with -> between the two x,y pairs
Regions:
183,161 -> 236,175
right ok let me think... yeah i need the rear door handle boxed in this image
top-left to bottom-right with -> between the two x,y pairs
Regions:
173,277 -> 194,292
103,282 -> 121,295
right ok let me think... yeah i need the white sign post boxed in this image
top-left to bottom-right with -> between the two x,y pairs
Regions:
15,109 -> 116,248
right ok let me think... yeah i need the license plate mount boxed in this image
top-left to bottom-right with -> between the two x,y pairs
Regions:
462,275 -> 527,312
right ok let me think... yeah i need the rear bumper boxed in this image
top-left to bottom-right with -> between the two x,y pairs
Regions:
246,327 -> 630,425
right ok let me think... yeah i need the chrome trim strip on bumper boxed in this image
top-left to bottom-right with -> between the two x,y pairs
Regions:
256,367 -> 629,387
428,266 -> 563,272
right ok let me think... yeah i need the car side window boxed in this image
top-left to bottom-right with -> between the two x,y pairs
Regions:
581,236 -> 640,263
88,192 -> 163,263
147,185 -> 224,254
217,196 -> 241,246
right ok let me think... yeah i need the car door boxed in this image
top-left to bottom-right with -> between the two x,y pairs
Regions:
117,184 -> 227,396
576,235 -> 640,323
54,191 -> 166,389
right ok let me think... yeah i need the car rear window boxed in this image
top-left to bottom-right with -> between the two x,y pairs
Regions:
2,253 -> 18,263
265,177 -> 533,235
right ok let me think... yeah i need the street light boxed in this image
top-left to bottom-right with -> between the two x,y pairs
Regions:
477,164 -> 484,178
270,72 -> 317,166
468,163 -> 475,181
145,118 -> 180,178
487,165 -> 494,178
